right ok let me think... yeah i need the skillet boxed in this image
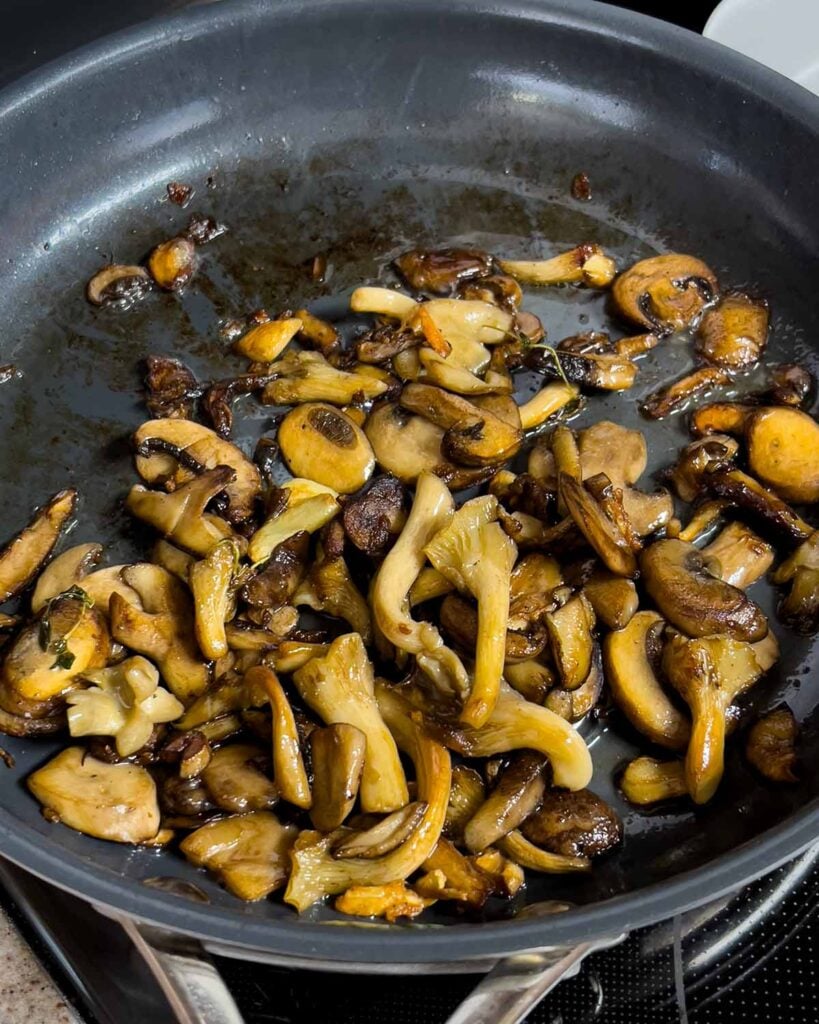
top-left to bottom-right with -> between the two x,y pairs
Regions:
0,0 -> 817,1017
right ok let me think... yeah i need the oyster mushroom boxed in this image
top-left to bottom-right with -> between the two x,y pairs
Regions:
201,743 -> 278,813
443,764 -> 486,842
640,539 -> 768,641
582,568 -> 639,630
545,644 -> 604,722
497,830 -> 591,873
745,707 -> 798,783
295,308 -> 341,358
780,566 -> 819,634
662,633 -> 767,803
702,522 -> 773,589
0,489 -> 77,604
29,747 -> 161,843
109,564 -> 209,703
180,811 -> 297,901
371,471 -> 468,698
745,407 -> 819,504
133,419 -> 261,524
695,293 -> 769,369
520,789 -> 622,858
333,801 -> 428,859
248,489 -> 339,566
309,723 -> 367,831
424,496 -> 517,726
499,244 -> 616,288
603,610 -> 690,749
293,534 -> 372,644
518,381 -> 580,431
417,348 -> 513,396
677,500 -> 729,544
704,468 -> 813,544
278,403 -> 375,493
612,253 -> 718,332
334,881 -> 431,921
619,757 -> 688,805
463,751 -> 548,852
87,264 -> 151,307
641,366 -> 732,420
248,665 -> 311,809
393,248 -> 494,294
189,539 -> 238,660
262,351 -> 388,406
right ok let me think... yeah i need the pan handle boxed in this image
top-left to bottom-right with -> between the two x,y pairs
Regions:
444,935 -> 622,1024
120,919 -> 245,1024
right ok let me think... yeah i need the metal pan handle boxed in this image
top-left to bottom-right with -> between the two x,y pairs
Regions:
121,919 -> 245,1024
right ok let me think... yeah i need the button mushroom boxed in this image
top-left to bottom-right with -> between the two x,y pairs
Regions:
520,788 -> 622,858
666,436 -> 739,503
29,747 -> 160,843
603,610 -> 690,750
544,592 -> 596,690
31,543 -> 103,613
86,264 -> 151,308
640,539 -> 768,641
612,253 -> 718,332
745,707 -> 798,783
248,489 -> 339,566
545,644 -> 604,722
745,407 -> 819,504
0,489 -> 77,604
641,366 -> 732,420
559,474 -> 638,577
702,522 -> 773,589
581,568 -> 639,630
277,403 -> 375,493
393,248 -> 494,295
424,496 -> 517,726
695,293 -> 768,369
662,633 -> 768,802
341,475 -> 407,555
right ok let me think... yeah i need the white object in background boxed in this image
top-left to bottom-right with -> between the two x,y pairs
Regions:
704,0 -> 819,97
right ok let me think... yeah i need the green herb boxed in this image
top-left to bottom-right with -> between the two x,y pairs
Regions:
38,585 -> 93,665
51,640 -> 76,671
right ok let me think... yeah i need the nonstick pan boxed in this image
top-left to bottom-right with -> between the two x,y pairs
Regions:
0,0 -> 817,1020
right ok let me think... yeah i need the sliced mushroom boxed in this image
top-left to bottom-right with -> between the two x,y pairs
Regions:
418,348 -> 513,396
224,611 -> 298,651
499,244 -> 616,288
241,531 -> 309,606
612,253 -> 718,332
407,298 -> 512,373
295,308 -> 341,358
702,522 -> 773,589
87,264 -> 151,307
248,492 -> 339,566
177,670 -> 267,730
31,542 -> 102,613
277,403 -> 375,493
612,332 -> 660,358
293,634 -> 408,813
545,644 -> 604,722
262,351 -> 388,406
365,403 -> 448,484
355,323 -> 418,364
525,347 -> 637,392
764,363 -> 814,408
518,381 -> 580,431
180,811 -> 297,901
780,566 -> 819,634
457,273 -> 523,308
309,723 -> 367,831
350,286 -> 418,320
270,640 -> 331,674
370,471 -> 468,698
29,747 -> 160,843
335,881 -> 432,921
521,789 -> 622,858
662,633 -> 767,803
110,564 -> 209,703
284,682 -> 450,911
414,838 -> 496,908
497,829 -> 591,873
689,402 -> 753,437
619,757 -> 688,805
248,666 -> 311,809
666,436 -> 739,503
440,593 -> 546,664
745,407 -> 819,504
642,366 -> 732,420
235,317 -> 302,362
148,236 -> 196,290
443,764 -> 486,842
582,569 -> 638,630
504,659 -> 555,704
463,751 -> 548,852
559,474 -> 638,577
544,593 -> 596,690
341,475 -> 407,555
189,539 -> 237,661
293,539 -> 372,644
772,531 -> 819,585
333,801 -> 428,859
640,539 -> 768,641
745,707 -> 798,783
201,742 -> 278,813
133,419 -> 261,524
143,355 -> 200,420
0,489 -> 77,604
677,500 -> 729,544
578,421 -> 646,485
394,248 -> 494,294
424,496 -> 517,726
400,383 -> 522,467
696,293 -> 768,369
704,468 -> 813,544
603,610 -> 690,749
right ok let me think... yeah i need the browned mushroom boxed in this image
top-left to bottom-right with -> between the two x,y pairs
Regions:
745,407 -> 819,504
521,789 -> 622,858
278,403 -> 375,493
148,236 -> 196,290
641,366 -> 732,420
666,435 -> 739,502
462,752 -> 548,852
702,522 -> 773,588
499,244 -> 616,288
619,757 -> 688,805
581,568 -> 639,630
234,317 -> 302,362
334,881 -> 431,921
559,474 -> 638,577
745,707 -> 798,783
0,489 -> 77,604
544,593 -> 596,689
525,347 -> 637,392
612,253 -> 718,332
763,364 -> 814,407
440,592 -> 547,663
144,355 -> 200,419
87,264 -> 151,307
544,645 -> 604,722
779,567 -> 819,634
394,248 -> 493,294
309,723 -> 367,832
341,475 -> 407,554
695,293 -> 769,368
456,274 -> 523,309
241,532 -> 309,607
201,743 -> 279,813
443,764 -> 486,842
689,402 -> 754,437
296,308 -> 341,358
703,468 -> 813,544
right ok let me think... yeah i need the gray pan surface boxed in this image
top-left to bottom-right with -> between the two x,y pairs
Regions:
0,0 -> 816,964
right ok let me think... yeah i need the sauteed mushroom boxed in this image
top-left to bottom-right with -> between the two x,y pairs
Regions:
521,789 -> 622,858
499,244 -> 616,288
278,403 -> 375,493
235,317 -> 302,362
696,293 -> 769,368
394,248 -> 493,294
0,490 -> 77,604
87,264 -> 151,307
612,253 -> 717,332
463,752 -> 548,852
745,407 -> 819,504
702,522 -> 773,589
619,757 -> 688,805
745,708 -> 798,783
148,236 -> 196,291
642,367 -> 732,420
309,723 -> 367,831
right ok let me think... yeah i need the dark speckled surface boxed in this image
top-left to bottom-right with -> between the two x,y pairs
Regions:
0,0 -> 816,964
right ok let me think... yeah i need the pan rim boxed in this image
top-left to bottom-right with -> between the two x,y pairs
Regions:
0,0 -> 817,961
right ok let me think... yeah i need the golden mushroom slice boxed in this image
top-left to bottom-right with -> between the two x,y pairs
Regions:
418,348 -> 513,396
190,539 -> 238,660
499,244 -> 616,288
133,419 -> 261,524
704,467 -> 813,544
31,542 -> 102,612
463,751 -> 548,853
109,564 -> 209,703
641,366 -> 732,420
309,723 -> 367,832
0,489 -> 77,604
772,531 -> 819,586
278,403 -> 375,493
148,236 -> 196,290
334,881 -> 431,922
261,351 -> 388,406
544,593 -> 596,690
662,633 -> 766,803
29,747 -> 160,843
234,317 -> 302,362
696,293 -> 769,369
497,830 -> 591,874
248,665 -> 311,810
745,708 -> 799,783
640,539 -> 768,641
443,764 -> 486,842
559,474 -> 638,577
180,811 -> 298,901
582,568 -> 639,630
746,407 -> 819,504
201,743 -> 279,813
603,610 -> 690,750
545,644 -> 604,722
393,247 -> 494,294
612,253 -> 718,332
293,634 -> 409,813
284,683 -> 451,912
409,298 -> 512,373
619,757 -> 688,805
248,491 -> 339,566
350,286 -> 418,320
702,522 -> 773,589
424,496 -> 517,726
518,381 -> 580,431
